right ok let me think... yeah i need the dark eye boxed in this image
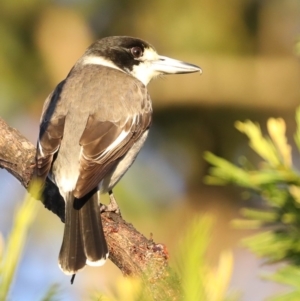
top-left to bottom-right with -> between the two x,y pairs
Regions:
131,46 -> 143,58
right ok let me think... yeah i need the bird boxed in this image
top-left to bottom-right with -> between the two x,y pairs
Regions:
35,36 -> 201,278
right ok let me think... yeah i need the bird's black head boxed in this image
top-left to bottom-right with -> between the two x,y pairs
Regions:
81,36 -> 202,86
85,36 -> 155,73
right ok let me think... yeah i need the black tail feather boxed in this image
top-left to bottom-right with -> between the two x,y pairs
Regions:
58,192 -> 108,275
58,192 -> 86,274
80,193 -> 108,266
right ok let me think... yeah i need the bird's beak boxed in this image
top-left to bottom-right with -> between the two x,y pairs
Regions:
151,55 -> 202,75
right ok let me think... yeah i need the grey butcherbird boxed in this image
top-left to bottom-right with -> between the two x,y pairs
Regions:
35,36 -> 201,279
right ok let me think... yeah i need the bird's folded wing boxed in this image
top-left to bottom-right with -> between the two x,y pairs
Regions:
74,111 -> 151,198
36,84 -> 67,182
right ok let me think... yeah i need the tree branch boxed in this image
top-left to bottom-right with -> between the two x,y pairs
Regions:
0,116 -> 179,300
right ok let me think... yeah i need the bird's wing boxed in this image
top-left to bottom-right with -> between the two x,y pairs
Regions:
35,81 -> 67,182
74,109 -> 152,198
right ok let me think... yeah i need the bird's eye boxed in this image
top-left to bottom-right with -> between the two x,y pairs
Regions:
131,47 -> 143,58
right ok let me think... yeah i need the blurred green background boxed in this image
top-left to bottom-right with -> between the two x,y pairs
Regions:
0,0 -> 300,300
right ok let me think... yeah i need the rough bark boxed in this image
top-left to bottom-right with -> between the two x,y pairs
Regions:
0,116 -> 180,300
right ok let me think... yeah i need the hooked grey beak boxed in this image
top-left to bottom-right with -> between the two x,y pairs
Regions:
152,55 -> 202,75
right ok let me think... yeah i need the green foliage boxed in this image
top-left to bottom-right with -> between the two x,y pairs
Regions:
0,187 -> 38,300
0,181 -> 59,301
204,107 -> 300,299
97,216 -> 235,301
40,284 -> 61,301
263,266 -> 300,301
176,216 -> 234,301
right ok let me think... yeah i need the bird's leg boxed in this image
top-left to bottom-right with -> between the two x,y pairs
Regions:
100,190 -> 121,215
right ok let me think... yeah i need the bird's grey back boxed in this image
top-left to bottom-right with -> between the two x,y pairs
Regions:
45,64 -> 151,193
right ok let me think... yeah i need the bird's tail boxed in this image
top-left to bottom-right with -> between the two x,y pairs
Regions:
58,192 -> 108,275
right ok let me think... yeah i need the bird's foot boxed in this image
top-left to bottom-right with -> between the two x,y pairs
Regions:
100,190 -> 121,215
